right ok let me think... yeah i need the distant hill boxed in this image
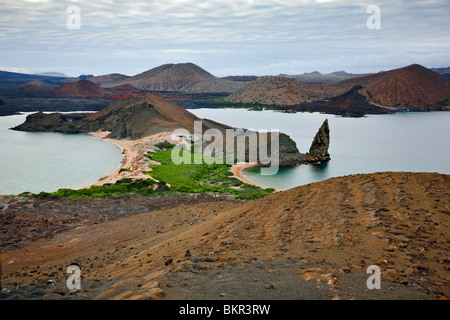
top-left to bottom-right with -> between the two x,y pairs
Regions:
282,71 -> 367,84
277,85 -> 394,117
431,67 -> 450,75
227,64 -> 450,113
348,64 -> 450,110
0,70 -> 66,82
95,63 -> 246,93
19,84 -> 46,91
34,72 -> 68,78
220,76 -> 258,82
90,73 -> 131,88
19,80 -> 56,91
110,84 -> 140,94
431,67 -> 450,81
48,80 -> 110,98
227,76 -> 341,106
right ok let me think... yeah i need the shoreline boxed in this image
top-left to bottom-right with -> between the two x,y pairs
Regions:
230,162 -> 268,189
85,131 -> 164,187
86,131 -> 132,187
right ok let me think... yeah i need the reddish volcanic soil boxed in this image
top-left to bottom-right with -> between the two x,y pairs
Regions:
360,64 -> 450,109
0,172 -> 448,300
228,64 -> 450,112
19,84 -> 46,91
110,84 -> 140,94
49,80 -> 110,98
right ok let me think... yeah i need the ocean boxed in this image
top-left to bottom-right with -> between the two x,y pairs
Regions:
0,113 -> 123,195
1,109 -> 449,194
190,109 -> 450,190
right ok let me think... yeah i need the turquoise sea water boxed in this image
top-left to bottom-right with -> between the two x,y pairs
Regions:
0,113 -> 124,195
190,109 -> 450,190
1,110 -> 449,194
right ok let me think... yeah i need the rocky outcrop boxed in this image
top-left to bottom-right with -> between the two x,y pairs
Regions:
278,132 -> 307,166
305,119 -> 330,164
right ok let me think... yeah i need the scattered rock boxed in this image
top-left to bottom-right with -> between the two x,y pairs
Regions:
47,279 -> 57,286
383,269 -> 400,282
204,257 -> 216,263
174,260 -> 193,272
142,287 -> 166,300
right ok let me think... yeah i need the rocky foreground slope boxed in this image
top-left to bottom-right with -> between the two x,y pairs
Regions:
0,172 -> 448,300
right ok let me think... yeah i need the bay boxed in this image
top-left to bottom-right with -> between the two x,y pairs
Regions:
0,113 -> 124,195
190,109 -> 450,190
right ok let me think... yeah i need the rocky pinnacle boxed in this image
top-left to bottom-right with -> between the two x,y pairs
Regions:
306,119 -> 330,164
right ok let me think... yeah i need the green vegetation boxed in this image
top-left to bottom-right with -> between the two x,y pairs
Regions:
33,145 -> 274,201
119,168 -> 133,173
343,112 -> 364,118
146,148 -> 274,200
36,178 -> 167,199
154,141 -> 176,150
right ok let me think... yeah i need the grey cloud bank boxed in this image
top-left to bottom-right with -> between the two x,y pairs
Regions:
0,0 -> 449,77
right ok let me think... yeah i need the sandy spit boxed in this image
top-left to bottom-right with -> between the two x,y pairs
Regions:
86,132 -> 266,189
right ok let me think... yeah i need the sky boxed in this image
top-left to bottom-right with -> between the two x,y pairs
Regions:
0,0 -> 449,77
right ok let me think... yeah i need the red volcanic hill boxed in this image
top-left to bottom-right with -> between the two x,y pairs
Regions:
359,64 -> 450,109
19,84 -> 46,91
49,80 -> 110,98
111,84 -> 140,94
228,64 -> 450,112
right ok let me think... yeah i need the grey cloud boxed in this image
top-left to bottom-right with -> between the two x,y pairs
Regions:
0,0 -> 449,76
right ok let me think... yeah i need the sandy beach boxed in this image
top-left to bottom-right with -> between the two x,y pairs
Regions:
86,131 -> 173,186
230,162 -> 266,189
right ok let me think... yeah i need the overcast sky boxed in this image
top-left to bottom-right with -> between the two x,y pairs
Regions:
0,0 -> 449,77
